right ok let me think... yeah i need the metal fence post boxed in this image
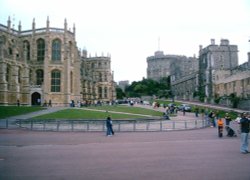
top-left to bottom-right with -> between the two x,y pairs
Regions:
71,121 -> 74,131
30,119 -> 33,130
173,121 -> 175,129
57,121 -> 60,131
118,121 -> 121,132
19,119 -> 22,128
43,121 -> 46,131
87,121 -> 89,131
160,120 -> 162,131
133,121 -> 136,131
6,119 -> 8,129
146,121 -> 149,131
185,121 -> 187,129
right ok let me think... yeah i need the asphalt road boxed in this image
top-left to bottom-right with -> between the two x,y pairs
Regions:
0,128 -> 249,180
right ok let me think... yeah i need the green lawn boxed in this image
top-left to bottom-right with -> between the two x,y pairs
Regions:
85,105 -> 163,116
0,106 -> 45,119
33,108 -> 157,120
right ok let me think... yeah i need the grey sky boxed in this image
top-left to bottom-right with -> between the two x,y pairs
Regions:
1,0 -> 249,82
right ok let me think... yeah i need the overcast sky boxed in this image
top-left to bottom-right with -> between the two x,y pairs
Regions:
1,0 -> 250,83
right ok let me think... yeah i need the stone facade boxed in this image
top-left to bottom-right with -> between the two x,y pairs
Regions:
118,80 -> 129,92
147,51 -> 198,81
81,50 -> 116,104
198,39 -> 238,102
214,52 -> 250,99
0,17 -> 115,106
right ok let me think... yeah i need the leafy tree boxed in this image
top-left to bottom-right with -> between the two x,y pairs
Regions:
123,77 -> 171,98
116,87 -> 126,99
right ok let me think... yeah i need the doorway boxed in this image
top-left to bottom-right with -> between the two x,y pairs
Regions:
31,92 -> 41,105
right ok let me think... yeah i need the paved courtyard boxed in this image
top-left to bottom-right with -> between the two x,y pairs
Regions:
0,127 -> 249,180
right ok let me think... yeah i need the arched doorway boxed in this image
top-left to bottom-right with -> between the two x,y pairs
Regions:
31,92 -> 41,105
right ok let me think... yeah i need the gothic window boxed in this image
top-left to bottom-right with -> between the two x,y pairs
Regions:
18,68 -> 21,83
29,70 -> 32,84
8,47 -> 12,55
37,38 -> 45,61
70,71 -> 73,93
6,65 -> 10,82
6,65 -> 10,90
36,69 -> 44,85
98,87 -> 102,98
51,70 -> 61,92
23,40 -> 30,61
52,39 -> 61,61
99,73 -> 102,82
104,87 -> 107,98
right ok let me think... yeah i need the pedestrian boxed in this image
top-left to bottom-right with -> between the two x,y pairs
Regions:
224,113 -> 232,126
194,106 -> 199,117
209,111 -> 215,127
17,99 -> 20,106
217,118 -> 224,137
106,115 -> 114,136
239,113 -> 250,154
48,99 -> 52,107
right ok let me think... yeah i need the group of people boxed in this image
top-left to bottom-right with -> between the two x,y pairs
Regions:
216,112 -> 250,154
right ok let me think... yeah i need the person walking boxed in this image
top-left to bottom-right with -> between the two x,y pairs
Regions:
240,113 -> 250,154
106,115 -> 114,136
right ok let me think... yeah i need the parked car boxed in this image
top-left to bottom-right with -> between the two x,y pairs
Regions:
178,104 -> 192,112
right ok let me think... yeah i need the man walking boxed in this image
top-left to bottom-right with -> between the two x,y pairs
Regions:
240,113 -> 250,154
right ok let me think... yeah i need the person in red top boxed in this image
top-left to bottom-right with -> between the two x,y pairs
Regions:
217,118 -> 224,138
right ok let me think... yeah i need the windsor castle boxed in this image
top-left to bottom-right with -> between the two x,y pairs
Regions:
0,17 -> 116,106
147,39 -> 250,110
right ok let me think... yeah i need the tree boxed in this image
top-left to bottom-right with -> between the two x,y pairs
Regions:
123,77 -> 171,98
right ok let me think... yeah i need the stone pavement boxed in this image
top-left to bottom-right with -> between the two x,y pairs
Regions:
0,127 -> 249,180
0,105 -> 250,179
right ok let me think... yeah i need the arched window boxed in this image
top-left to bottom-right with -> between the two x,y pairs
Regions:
18,68 -> 21,83
6,65 -> 10,90
70,71 -> 73,93
23,40 -> 30,61
36,69 -> 44,85
52,39 -> 61,61
104,87 -> 108,98
99,72 -> 102,82
37,38 -> 45,61
98,87 -> 102,99
51,70 -> 61,92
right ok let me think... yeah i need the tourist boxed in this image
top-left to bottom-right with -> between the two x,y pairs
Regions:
217,118 -> 224,137
106,115 -> 114,136
240,113 -> 250,154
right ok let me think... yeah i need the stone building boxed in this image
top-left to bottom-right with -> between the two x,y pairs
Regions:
118,80 -> 129,92
0,17 -> 115,106
213,52 -> 250,109
198,39 -> 238,102
147,50 -> 198,82
81,50 -> 116,104
147,50 -> 198,99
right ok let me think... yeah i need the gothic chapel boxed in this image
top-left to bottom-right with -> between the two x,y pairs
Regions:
0,17 -> 115,106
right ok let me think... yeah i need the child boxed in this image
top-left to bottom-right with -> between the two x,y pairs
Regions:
217,118 -> 224,137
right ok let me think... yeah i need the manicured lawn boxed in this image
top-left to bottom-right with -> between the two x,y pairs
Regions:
85,105 -> 163,117
0,106 -> 45,119
33,108 -> 155,120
